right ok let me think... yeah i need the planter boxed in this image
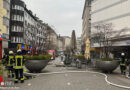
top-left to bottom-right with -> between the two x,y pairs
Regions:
96,60 -> 119,73
25,60 -> 48,73
64,59 -> 72,65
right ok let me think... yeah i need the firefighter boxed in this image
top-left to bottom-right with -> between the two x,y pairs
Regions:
14,49 -> 24,83
6,51 -> 15,78
120,53 -> 127,75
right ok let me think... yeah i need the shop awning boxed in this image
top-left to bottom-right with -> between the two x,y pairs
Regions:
90,47 -> 96,51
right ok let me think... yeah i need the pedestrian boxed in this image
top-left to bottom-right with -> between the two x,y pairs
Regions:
120,53 -> 127,75
76,58 -> 82,69
14,49 -> 24,83
61,54 -> 64,61
5,51 -> 15,78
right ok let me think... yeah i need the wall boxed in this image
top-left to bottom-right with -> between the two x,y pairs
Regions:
91,0 -> 130,33
91,0 -> 130,47
0,0 -> 7,34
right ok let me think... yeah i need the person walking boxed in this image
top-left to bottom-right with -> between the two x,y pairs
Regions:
76,58 -> 82,69
14,49 -> 24,83
120,53 -> 127,75
61,54 -> 64,61
5,51 -> 15,78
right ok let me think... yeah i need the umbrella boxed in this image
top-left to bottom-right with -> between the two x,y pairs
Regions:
85,38 -> 90,60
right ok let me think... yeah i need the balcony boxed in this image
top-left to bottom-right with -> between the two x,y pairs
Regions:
3,16 -> 9,26
4,0 -> 10,10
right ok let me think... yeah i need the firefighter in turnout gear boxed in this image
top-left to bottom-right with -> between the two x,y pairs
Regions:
6,51 -> 15,78
120,53 -> 127,75
14,49 -> 24,83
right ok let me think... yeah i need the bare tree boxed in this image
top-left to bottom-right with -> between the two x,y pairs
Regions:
93,23 -> 114,58
93,23 -> 129,58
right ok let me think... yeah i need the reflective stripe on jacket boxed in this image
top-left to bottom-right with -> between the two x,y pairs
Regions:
14,55 -> 23,69
120,58 -> 127,66
7,56 -> 14,66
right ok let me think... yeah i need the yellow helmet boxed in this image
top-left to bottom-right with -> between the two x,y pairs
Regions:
9,51 -> 13,54
17,49 -> 22,52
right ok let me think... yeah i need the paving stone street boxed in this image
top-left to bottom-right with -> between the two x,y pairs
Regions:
6,57 -> 130,90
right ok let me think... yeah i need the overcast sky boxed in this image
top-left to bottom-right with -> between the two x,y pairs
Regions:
23,0 -> 85,37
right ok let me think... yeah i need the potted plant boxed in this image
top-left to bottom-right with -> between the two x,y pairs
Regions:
76,54 -> 87,63
24,55 -> 51,73
96,58 -> 119,73
76,55 -> 85,60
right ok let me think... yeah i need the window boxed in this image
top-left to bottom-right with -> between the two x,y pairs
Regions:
15,26 -> 18,32
21,16 -> 23,21
12,5 -> 15,9
11,26 -> 14,31
12,15 -> 14,20
89,10 -> 91,15
19,37 -> 20,43
6,26 -> 9,34
16,37 -> 18,43
7,11 -> 10,18
88,18 -> 91,23
14,26 -> 16,31
12,36 -> 16,43
14,5 -> 17,9
13,5 -> 24,11
18,26 -> 19,32
14,15 -> 17,20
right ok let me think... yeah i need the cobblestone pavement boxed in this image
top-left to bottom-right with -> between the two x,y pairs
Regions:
3,57 -> 130,90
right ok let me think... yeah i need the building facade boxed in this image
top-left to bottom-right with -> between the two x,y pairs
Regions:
9,0 -> 25,50
0,0 -> 10,59
64,36 -> 71,51
9,0 -> 47,53
46,25 -> 58,51
81,0 -> 91,54
76,37 -> 82,54
58,38 -> 64,52
91,0 -> 130,58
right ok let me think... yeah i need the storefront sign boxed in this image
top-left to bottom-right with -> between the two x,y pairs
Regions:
17,44 -> 31,50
